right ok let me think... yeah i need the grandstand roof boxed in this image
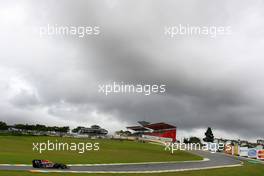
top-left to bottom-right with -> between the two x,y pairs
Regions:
144,122 -> 176,130
127,122 -> 176,131
126,126 -> 148,131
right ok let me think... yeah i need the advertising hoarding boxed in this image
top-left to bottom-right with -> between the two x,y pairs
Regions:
248,148 -> 257,158
234,144 -> 240,156
225,144 -> 234,155
257,150 -> 264,160
239,147 -> 248,157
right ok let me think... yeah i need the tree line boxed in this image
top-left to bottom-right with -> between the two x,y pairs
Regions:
0,121 -> 69,133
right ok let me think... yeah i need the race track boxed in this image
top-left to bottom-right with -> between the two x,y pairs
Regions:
0,150 -> 242,173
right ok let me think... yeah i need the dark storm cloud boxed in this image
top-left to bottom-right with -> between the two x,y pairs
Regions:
0,0 -> 263,139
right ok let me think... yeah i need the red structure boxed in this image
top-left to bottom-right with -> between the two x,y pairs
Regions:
127,122 -> 177,142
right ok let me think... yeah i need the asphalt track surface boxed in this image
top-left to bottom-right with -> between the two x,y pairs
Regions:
0,150 -> 242,173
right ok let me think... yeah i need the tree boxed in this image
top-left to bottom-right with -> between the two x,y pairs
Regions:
35,124 -> 46,131
189,137 -> 202,144
72,126 -> 85,133
183,138 -> 189,143
203,127 -> 214,142
14,124 -> 26,130
60,126 -> 70,133
123,131 -> 132,136
115,130 -> 131,136
115,130 -> 124,136
0,121 -> 8,130
183,137 -> 201,144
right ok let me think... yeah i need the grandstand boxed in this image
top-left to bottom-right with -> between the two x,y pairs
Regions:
127,121 -> 176,142
78,125 -> 108,137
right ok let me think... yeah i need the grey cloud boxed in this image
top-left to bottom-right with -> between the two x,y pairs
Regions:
0,0 -> 263,141
9,89 -> 39,107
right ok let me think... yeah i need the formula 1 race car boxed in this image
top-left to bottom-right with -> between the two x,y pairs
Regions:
32,159 -> 68,169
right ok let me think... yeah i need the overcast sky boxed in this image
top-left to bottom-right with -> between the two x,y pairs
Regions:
0,0 -> 263,142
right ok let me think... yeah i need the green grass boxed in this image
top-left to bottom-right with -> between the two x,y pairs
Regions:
0,162 -> 263,176
0,136 -> 201,164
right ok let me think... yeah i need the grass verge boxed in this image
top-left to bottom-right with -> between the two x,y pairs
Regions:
0,136 -> 201,164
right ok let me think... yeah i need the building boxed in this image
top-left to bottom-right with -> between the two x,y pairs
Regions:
127,121 -> 176,142
214,138 -> 227,145
257,139 -> 264,145
78,125 -> 108,137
